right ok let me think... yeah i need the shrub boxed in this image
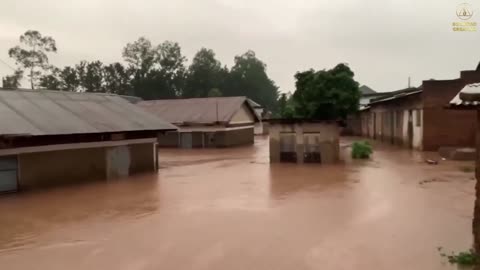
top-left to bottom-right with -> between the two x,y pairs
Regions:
351,141 -> 373,159
439,248 -> 480,266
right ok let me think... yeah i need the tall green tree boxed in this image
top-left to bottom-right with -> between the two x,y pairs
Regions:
291,63 -> 360,120
76,61 -> 104,92
103,62 -> 132,95
277,93 -> 295,118
39,67 -> 61,90
122,37 -> 156,79
156,41 -> 187,97
225,50 -> 279,112
2,70 -> 23,89
59,66 -> 80,91
183,48 -> 226,98
8,30 -> 57,89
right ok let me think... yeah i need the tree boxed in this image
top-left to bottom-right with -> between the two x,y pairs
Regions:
156,41 -> 187,97
59,66 -> 80,91
122,37 -> 156,79
76,61 -> 104,92
2,70 -> 23,89
133,70 -> 177,100
184,48 -> 225,98
208,88 -> 222,97
8,30 -> 57,89
39,67 -> 61,90
291,63 -> 360,120
103,62 -> 132,95
225,50 -> 279,112
277,93 -> 295,118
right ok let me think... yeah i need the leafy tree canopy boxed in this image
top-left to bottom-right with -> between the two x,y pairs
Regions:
290,63 -> 360,120
183,48 -> 226,98
8,30 -> 57,89
225,50 -> 279,112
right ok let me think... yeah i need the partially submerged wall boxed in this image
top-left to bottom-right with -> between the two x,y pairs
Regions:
16,142 -> 156,190
269,122 -> 339,164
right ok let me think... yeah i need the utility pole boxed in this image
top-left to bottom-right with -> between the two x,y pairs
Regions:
216,99 -> 219,123
408,76 -> 411,88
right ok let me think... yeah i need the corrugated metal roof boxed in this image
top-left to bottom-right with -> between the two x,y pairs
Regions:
359,85 -> 376,95
369,88 -> 422,105
137,96 -> 259,125
0,89 -> 177,136
449,83 -> 480,108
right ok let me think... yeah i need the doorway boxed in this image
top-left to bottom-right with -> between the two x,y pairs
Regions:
0,156 -> 18,193
407,110 -> 413,148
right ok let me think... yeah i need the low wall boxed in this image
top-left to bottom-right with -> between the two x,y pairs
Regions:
159,128 -> 254,148
18,147 -> 107,190
269,122 -> 339,164
17,142 -> 155,190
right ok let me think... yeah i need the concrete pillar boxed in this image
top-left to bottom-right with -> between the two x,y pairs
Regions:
295,124 -> 304,164
269,128 -> 280,163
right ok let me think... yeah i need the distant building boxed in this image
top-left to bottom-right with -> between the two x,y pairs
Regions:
344,85 -> 387,135
137,97 -> 259,148
358,85 -> 388,109
268,119 -> 340,164
357,62 -> 480,150
247,99 -> 269,135
0,89 -> 176,193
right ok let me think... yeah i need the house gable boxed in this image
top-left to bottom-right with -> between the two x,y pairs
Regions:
229,103 -> 255,124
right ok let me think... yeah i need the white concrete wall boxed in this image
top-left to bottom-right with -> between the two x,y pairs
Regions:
412,109 -> 423,150
402,111 -> 409,145
401,109 -> 423,149
106,145 -> 131,179
254,122 -> 264,135
230,104 -> 255,124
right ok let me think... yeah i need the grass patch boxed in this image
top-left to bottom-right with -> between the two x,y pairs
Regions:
439,247 -> 480,266
351,141 -> 373,159
459,166 -> 475,173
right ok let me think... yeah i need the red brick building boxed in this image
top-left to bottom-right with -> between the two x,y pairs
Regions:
359,62 -> 480,151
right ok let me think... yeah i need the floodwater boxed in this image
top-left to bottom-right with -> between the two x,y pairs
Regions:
0,137 -> 476,270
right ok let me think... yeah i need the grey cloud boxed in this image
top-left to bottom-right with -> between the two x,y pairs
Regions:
0,0 -> 479,92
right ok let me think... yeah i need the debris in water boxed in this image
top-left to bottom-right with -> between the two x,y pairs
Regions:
425,159 -> 439,165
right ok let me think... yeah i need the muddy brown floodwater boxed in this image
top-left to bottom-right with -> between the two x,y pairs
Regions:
0,137 -> 476,270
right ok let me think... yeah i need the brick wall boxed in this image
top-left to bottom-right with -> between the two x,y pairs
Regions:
422,70 -> 480,151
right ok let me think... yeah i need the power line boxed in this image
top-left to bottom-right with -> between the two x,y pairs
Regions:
0,58 -> 16,72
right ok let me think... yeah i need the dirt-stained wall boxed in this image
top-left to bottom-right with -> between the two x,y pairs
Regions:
423,77 -> 479,151
158,127 -> 254,148
269,122 -> 339,164
129,143 -> 155,174
218,128 -> 254,147
365,94 -> 422,149
17,143 -> 156,190
18,147 -> 107,190
158,132 -> 178,147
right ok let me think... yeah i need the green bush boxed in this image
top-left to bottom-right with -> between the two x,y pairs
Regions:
439,248 -> 479,266
351,141 -> 373,159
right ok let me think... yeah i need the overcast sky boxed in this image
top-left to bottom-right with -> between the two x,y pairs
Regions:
0,0 -> 479,93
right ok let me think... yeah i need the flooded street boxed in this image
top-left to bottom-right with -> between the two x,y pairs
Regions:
0,137 -> 476,270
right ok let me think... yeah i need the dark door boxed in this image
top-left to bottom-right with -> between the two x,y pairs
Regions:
407,110 -> 413,148
390,111 -> 395,144
0,156 -> 18,193
373,113 -> 376,140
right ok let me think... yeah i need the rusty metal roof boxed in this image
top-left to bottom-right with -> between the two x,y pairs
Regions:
448,83 -> 480,109
0,89 -> 177,137
137,96 -> 259,125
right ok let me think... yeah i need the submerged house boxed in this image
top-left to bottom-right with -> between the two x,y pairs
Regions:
269,119 -> 340,164
247,99 -> 269,135
0,89 -> 176,193
344,85 -> 388,135
358,62 -> 480,151
137,97 -> 259,148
